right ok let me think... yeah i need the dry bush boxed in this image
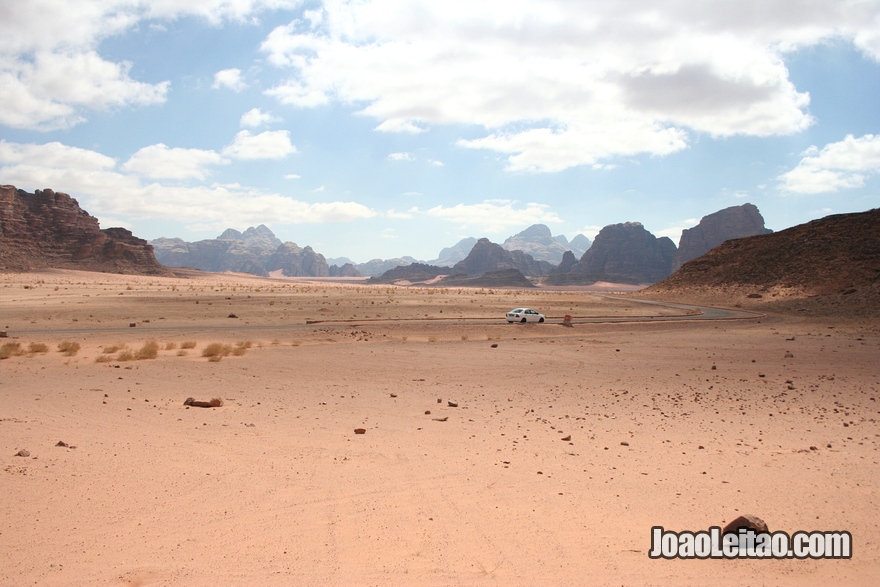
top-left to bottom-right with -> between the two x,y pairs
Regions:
176,350 -> 188,357
428,336 -> 438,343
94,355 -> 114,363
135,340 -> 159,360
165,342 -> 178,350
180,341 -> 197,349
116,349 -> 135,361
236,340 -> 252,349
28,342 -> 49,354
202,342 -> 232,361
0,342 -> 22,360
102,343 -> 125,354
57,341 -> 81,356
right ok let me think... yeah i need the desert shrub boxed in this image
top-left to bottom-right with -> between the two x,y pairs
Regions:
135,340 -> 159,360
102,344 -> 125,354
235,340 -> 252,349
180,341 -> 197,349
202,342 -> 232,361
176,350 -> 188,357
164,342 -> 178,350
428,336 -> 438,343
28,342 -> 49,354
116,349 -> 135,361
94,355 -> 114,363
57,341 -> 81,356
0,342 -> 22,359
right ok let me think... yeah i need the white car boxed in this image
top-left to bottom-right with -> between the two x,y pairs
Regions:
506,308 -> 545,323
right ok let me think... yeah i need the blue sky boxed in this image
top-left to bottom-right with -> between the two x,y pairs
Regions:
1,1 -> 879,263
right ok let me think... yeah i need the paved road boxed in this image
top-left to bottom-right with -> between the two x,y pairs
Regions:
7,297 -> 762,338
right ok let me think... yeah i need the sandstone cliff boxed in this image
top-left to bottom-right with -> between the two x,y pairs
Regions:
452,238 -> 553,277
673,203 -> 772,271
565,222 -> 676,284
502,224 -> 589,263
0,185 -> 167,275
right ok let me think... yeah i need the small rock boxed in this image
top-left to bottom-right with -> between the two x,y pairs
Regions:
432,416 -> 448,422
354,428 -> 367,434
490,343 -> 498,348
437,398 -> 442,403
14,449 -> 30,457
722,514 -> 768,535
228,313 -> 238,319
809,446 -> 818,451
620,441 -> 630,446
424,410 -> 431,415
447,401 -> 458,408
561,435 -> 571,441
55,441 -> 69,447
390,393 -> 397,398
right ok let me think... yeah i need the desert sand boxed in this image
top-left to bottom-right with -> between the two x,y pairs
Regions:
1,269 -> 878,586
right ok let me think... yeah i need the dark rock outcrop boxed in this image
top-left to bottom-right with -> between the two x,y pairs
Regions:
566,222 -> 676,284
440,268 -> 536,288
329,263 -> 361,277
0,185 -> 168,275
673,203 -> 772,271
266,243 -> 329,277
648,208 -> 880,301
502,224 -> 590,263
354,257 -> 415,277
369,263 -> 447,284
452,238 -> 553,277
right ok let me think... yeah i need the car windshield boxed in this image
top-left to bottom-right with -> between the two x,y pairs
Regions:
511,309 -> 523,313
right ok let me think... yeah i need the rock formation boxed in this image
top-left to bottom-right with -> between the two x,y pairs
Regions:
673,203 -> 772,271
368,263 -> 447,284
648,208 -> 880,301
151,225 -> 330,277
502,224 -> 590,263
431,237 -> 478,267
565,222 -> 676,284
452,238 -> 553,277
0,185 -> 168,275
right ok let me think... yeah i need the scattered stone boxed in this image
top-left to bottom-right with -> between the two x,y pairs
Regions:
722,514 -> 768,535
490,343 -> 498,348
810,446 -> 818,451
561,435 -> 571,441
14,449 -> 30,457
698,445 -> 705,450
437,398 -> 442,403
55,441 -> 69,447
432,416 -> 448,422
390,393 -> 397,398
424,410 -> 431,415
784,351 -> 794,358
620,441 -> 630,446
228,313 -> 238,319
354,428 -> 366,434
747,293 -> 763,298
447,401 -> 458,408
129,322 -> 136,328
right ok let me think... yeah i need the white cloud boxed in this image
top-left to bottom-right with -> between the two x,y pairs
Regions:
0,1 -> 300,130
380,228 -> 397,239
261,0 -> 880,172
222,130 -> 298,159
240,107 -> 280,127
420,200 -> 562,233
122,144 -> 229,180
388,152 -> 415,161
213,68 -> 247,92
0,139 -> 376,228
385,209 -> 413,219
779,134 -> 880,193
285,173 -> 301,179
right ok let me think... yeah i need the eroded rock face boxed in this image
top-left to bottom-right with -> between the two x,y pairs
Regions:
151,225 -> 330,277
0,185 -> 167,274
674,203 -> 772,271
452,238 -> 553,277
568,222 -> 676,284
502,224 -> 590,263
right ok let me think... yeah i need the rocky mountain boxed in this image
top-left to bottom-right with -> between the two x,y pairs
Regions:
452,238 -> 554,277
551,222 -> 676,284
440,268 -> 536,288
647,208 -> 880,313
430,237 -> 478,267
0,185 -> 168,275
151,225 -> 329,277
502,224 -> 590,263
368,263 -> 448,284
673,203 -> 772,271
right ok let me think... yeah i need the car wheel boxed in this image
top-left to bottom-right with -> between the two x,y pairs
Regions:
539,317 -> 544,323
521,317 -> 527,323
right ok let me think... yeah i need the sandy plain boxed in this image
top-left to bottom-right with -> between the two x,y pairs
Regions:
1,269 -> 878,586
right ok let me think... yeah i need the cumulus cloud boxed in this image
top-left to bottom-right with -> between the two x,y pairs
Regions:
122,144 -> 229,180
388,152 -> 415,161
240,107 -> 280,127
261,0 -> 880,172
419,200 -> 562,233
213,68 -> 247,91
222,129 -> 298,159
0,139 -> 375,228
0,1 -> 299,130
779,134 -> 880,193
